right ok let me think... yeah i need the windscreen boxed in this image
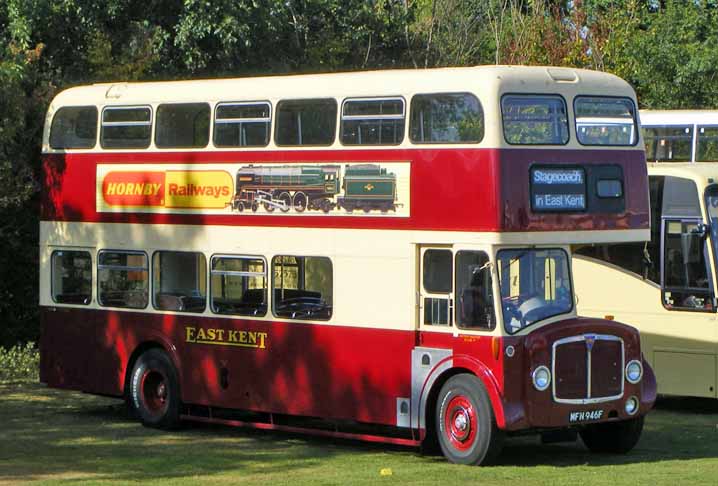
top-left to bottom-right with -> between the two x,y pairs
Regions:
497,249 -> 573,334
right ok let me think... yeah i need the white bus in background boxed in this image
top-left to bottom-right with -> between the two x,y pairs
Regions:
641,110 -> 718,163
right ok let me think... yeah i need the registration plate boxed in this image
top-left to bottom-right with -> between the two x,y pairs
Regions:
568,410 -> 604,423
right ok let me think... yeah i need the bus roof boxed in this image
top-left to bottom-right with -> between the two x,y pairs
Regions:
640,110 -> 718,126
647,162 -> 718,187
49,65 -> 633,109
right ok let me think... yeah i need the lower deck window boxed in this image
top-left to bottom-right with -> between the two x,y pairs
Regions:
272,255 -> 332,320
51,250 -> 92,304
98,251 -> 148,308
211,256 -> 267,316
153,251 -> 207,313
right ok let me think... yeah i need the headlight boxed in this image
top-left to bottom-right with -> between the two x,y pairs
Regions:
625,396 -> 639,415
532,366 -> 551,391
625,360 -> 643,384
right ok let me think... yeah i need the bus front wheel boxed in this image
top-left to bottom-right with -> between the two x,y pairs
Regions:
129,349 -> 181,430
580,416 -> 644,454
436,374 -> 503,465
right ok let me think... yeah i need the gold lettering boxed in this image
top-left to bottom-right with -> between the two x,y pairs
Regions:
185,326 -> 196,343
228,330 -> 238,342
206,328 -> 216,341
196,328 -> 207,341
216,329 -> 225,341
258,332 -> 268,349
248,332 -> 257,345
238,331 -> 248,344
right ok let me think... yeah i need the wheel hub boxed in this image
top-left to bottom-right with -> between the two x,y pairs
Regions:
444,395 -> 478,451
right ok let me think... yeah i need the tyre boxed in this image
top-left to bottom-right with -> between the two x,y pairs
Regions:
293,192 -> 307,212
436,374 -> 503,465
129,348 -> 181,429
580,416 -> 644,454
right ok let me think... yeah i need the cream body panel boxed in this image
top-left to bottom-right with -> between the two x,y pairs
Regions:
574,255 -> 718,398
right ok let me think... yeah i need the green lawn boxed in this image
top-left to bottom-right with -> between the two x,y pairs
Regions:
1,381 -> 717,485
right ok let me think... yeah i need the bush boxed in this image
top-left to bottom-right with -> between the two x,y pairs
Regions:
0,342 -> 39,382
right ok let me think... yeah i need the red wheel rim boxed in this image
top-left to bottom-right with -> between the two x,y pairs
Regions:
444,395 -> 477,451
140,369 -> 169,417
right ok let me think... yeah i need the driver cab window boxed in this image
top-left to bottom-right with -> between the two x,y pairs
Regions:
272,255 -> 333,320
662,220 -> 713,311
455,251 -> 495,330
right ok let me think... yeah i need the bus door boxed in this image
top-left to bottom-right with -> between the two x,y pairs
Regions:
418,246 -> 496,332
656,176 -> 718,398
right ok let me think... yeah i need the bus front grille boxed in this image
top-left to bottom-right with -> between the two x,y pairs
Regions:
552,334 -> 624,404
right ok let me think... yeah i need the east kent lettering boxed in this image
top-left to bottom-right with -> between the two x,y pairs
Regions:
185,326 -> 268,349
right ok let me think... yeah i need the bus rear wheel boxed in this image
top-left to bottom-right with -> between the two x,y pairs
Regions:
436,374 -> 503,465
129,348 -> 181,429
580,416 -> 644,454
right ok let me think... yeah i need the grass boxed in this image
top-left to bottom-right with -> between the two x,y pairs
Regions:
1,381 -> 718,485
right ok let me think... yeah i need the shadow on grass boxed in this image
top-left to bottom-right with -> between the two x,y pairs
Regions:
3,381 -> 718,482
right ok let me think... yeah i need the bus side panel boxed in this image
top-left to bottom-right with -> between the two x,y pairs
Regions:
43,305 -> 416,427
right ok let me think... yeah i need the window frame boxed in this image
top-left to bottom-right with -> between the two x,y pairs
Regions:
696,124 -> 718,162
340,96 -> 406,146
209,253 -> 268,317
49,105 -> 99,150
454,250 -> 496,331
660,218 -> 716,313
409,92 -> 484,145
151,249 -> 208,313
100,105 -> 153,150
573,95 -> 639,147
213,101 -> 272,148
642,124 -> 694,162
154,102 -> 211,149
271,254 -> 333,321
500,93 -> 570,146
274,98 -> 338,147
50,249 -> 93,305
96,249 -> 150,309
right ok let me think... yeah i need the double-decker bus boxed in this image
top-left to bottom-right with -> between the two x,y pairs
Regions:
40,66 -> 655,465
575,110 -> 718,399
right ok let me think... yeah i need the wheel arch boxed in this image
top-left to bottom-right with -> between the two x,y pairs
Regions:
123,339 -> 181,401
421,356 -> 505,439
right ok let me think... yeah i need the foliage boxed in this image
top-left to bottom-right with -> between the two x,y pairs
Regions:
2,0 -> 718,346
0,342 -> 39,381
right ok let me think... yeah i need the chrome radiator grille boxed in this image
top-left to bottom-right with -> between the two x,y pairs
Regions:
552,334 -> 624,404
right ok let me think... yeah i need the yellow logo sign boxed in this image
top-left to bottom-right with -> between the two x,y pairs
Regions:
185,326 -> 268,349
364,183 -> 374,191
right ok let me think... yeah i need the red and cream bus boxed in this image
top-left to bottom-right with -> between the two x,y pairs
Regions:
40,66 -> 656,465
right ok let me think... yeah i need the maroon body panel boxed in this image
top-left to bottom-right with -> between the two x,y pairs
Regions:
41,148 -> 648,234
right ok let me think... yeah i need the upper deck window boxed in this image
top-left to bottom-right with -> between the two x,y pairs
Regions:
501,95 -> 569,145
410,93 -> 483,143
643,125 -> 693,162
697,126 -> 718,162
155,103 -> 210,148
341,98 -> 405,145
574,96 -> 637,146
214,102 -> 271,147
49,106 -> 98,149
275,99 -> 337,146
100,106 -> 152,149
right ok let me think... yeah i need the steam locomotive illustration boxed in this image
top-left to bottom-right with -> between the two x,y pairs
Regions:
231,163 -> 398,213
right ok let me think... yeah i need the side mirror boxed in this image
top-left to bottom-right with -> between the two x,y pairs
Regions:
691,223 -> 709,238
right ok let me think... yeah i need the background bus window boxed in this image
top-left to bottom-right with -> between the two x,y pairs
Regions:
501,95 -> 568,145
574,96 -> 636,146
49,106 -> 98,149
155,103 -> 210,148
214,102 -> 271,147
662,220 -> 713,311
153,251 -> 207,312
272,256 -> 332,320
210,256 -> 267,316
643,125 -> 693,162
341,98 -> 404,145
697,125 -> 718,161
51,250 -> 92,305
455,251 -> 494,330
409,93 -> 483,143
100,106 -> 152,149
275,99 -> 337,146
98,251 -> 148,309
422,249 -> 452,325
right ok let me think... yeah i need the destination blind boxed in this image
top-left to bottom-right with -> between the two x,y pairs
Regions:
530,167 -> 587,211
